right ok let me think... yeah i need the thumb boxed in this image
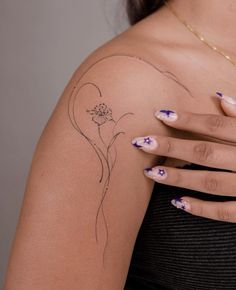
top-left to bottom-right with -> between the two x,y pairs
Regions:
215,92 -> 236,117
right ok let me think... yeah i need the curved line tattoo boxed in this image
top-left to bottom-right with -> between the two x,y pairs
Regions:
98,125 -> 107,149
68,83 -> 105,183
67,53 -> 193,268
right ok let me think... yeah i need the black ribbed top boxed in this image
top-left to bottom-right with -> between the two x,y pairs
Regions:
124,163 -> 236,290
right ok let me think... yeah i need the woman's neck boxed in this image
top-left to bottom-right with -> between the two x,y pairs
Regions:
168,0 -> 236,53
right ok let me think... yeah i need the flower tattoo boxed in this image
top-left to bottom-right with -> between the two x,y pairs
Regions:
68,83 -> 134,267
67,53 -> 193,268
86,103 -> 114,125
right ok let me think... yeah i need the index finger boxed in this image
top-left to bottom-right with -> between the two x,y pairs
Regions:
155,109 -> 236,143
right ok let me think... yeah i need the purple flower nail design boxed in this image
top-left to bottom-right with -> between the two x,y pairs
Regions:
158,168 -> 166,177
160,109 -> 175,117
132,136 -> 158,150
155,109 -> 178,121
215,92 -> 236,105
144,166 -> 167,180
171,197 -> 191,211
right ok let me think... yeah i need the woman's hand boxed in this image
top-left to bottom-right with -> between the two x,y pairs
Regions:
131,92 -> 236,223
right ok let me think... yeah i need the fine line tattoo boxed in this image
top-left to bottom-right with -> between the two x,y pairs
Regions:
86,100 -> 134,247
67,53 -> 192,267
67,81 -> 134,267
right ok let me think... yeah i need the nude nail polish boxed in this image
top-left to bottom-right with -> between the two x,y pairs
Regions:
216,92 -> 236,105
155,109 -> 178,121
144,166 -> 168,180
131,136 -> 158,150
171,197 -> 191,211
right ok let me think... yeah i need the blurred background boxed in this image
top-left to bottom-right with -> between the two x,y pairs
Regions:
0,0 -> 128,287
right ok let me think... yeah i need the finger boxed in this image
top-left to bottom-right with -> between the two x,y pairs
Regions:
171,196 -> 236,223
143,166 -> 236,196
132,135 -> 236,172
154,107 -> 236,143
215,92 -> 236,117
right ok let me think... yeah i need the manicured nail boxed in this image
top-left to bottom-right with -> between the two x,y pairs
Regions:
144,166 -> 167,180
171,197 -> 191,211
131,136 -> 158,150
215,92 -> 236,105
154,109 -> 178,121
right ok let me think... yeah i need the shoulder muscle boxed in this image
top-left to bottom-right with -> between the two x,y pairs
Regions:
4,48 -> 179,290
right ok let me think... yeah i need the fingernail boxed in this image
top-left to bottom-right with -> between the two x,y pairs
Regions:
215,92 -> 236,105
154,109 -> 178,121
131,136 -> 158,150
171,197 -> 191,211
144,166 -> 168,180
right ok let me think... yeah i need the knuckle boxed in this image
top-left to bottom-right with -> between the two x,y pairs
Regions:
193,142 -> 214,162
216,206 -> 232,221
164,137 -> 174,154
181,112 -> 192,126
203,174 -> 220,192
173,170 -> 182,186
206,115 -> 224,132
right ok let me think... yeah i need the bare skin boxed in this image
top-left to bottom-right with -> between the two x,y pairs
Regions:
130,0 -> 236,222
4,0 -> 236,289
129,0 -> 236,165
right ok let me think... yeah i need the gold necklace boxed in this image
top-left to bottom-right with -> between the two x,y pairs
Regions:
163,0 -> 236,68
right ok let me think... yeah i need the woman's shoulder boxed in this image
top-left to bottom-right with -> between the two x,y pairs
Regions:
75,5 -> 184,80
67,23 -> 188,110
72,27 -> 167,82
56,22 -> 193,144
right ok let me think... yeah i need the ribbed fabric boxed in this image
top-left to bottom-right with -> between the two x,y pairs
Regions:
124,163 -> 236,290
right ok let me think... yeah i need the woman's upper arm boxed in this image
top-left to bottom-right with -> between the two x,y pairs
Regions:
4,53 -> 169,290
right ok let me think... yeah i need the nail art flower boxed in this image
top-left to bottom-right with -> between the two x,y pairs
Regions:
87,103 -> 114,126
133,136 -> 153,148
158,168 -> 166,176
159,109 -> 176,117
155,109 -> 178,121
171,197 -> 190,210
132,136 -> 158,150
144,167 -> 167,180
143,137 -> 152,145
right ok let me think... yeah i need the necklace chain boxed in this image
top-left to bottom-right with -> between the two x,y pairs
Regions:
163,0 -> 236,68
